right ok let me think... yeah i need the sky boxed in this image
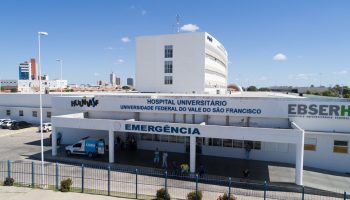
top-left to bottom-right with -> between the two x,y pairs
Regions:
0,0 -> 350,87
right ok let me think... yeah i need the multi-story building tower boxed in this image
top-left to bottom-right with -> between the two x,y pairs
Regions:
30,58 -> 37,80
110,72 -> 116,86
19,61 -> 31,80
115,77 -> 121,86
127,78 -> 134,87
136,32 -> 228,94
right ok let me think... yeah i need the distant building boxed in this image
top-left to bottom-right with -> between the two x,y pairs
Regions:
30,58 -> 37,80
0,79 -> 67,92
115,77 -> 121,86
19,61 -> 31,80
110,72 -> 116,86
97,80 -> 105,86
127,78 -> 134,86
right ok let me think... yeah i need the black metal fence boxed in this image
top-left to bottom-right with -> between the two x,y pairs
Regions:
0,160 -> 348,200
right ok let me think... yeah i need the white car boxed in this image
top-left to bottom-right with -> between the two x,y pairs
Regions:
0,119 -> 11,126
39,123 -> 52,132
1,120 -> 15,129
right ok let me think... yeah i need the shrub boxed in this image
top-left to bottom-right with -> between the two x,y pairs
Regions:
4,177 -> 14,186
217,193 -> 237,200
60,178 -> 72,192
156,188 -> 171,200
187,191 -> 202,200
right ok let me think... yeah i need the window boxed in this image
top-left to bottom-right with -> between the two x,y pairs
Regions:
160,135 -> 169,142
164,76 -> 173,85
333,140 -> 348,153
209,138 -> 222,146
19,110 -> 23,116
6,110 -> 10,116
253,141 -> 261,150
169,135 -> 177,143
164,45 -> 173,58
233,140 -> 243,148
304,138 -> 317,151
177,136 -> 185,143
73,143 -> 82,148
153,134 -> 160,141
32,111 -> 38,117
164,61 -> 173,73
141,133 -> 152,141
223,139 -> 233,147
47,112 -> 52,118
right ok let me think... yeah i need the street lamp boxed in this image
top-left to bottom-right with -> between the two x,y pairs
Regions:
56,59 -> 63,96
38,31 -> 48,187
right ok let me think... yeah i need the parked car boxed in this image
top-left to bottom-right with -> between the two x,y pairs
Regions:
38,122 -> 52,132
0,119 -> 11,126
10,121 -> 32,130
1,120 -> 15,129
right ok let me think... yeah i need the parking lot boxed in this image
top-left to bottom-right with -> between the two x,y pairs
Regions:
0,126 -> 51,161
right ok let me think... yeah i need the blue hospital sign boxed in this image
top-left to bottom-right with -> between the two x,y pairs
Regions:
125,124 -> 200,135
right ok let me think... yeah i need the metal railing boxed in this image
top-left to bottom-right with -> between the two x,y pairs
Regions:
0,160 -> 348,200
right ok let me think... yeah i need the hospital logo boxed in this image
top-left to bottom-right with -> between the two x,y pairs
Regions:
288,104 -> 350,119
71,97 -> 99,108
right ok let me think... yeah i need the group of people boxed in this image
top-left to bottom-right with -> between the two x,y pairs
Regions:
153,148 -> 205,177
153,148 -> 168,168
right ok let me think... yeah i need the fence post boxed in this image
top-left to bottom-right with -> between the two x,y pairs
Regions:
344,191 -> 347,200
55,162 -> 59,190
301,186 -> 305,200
81,164 -> 84,193
108,166 -> 111,196
196,174 -> 199,200
31,162 -> 35,188
7,160 -> 10,178
135,169 -> 138,199
228,177 -> 232,198
264,181 -> 267,200
165,171 -> 168,198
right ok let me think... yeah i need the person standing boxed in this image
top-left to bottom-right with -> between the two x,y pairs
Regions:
154,148 -> 160,165
162,152 -> 168,168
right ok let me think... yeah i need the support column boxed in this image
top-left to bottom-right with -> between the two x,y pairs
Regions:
109,130 -> 114,163
190,136 -> 196,173
295,131 -> 304,185
52,127 -> 57,156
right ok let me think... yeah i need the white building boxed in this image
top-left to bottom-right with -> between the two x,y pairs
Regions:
1,92 -> 350,186
136,32 -> 228,94
17,80 -> 68,93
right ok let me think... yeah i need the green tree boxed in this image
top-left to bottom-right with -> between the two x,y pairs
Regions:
122,85 -> 130,90
247,86 -> 257,91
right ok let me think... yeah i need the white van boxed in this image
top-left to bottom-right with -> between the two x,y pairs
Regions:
38,123 -> 52,132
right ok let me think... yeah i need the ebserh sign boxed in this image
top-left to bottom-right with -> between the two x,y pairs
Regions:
288,103 -> 350,120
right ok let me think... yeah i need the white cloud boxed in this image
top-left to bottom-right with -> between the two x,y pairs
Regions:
333,70 -> 348,75
289,73 -> 316,80
93,73 -> 100,77
273,53 -> 287,61
141,10 -> 146,15
114,59 -> 125,65
121,37 -> 131,43
180,24 -> 199,32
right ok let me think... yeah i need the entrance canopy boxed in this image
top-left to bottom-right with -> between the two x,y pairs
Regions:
51,112 -> 304,185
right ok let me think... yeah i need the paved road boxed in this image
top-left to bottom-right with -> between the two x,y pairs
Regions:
0,186 -> 128,200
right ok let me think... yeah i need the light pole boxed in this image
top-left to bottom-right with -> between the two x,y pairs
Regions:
56,59 -> 63,96
38,31 -> 48,187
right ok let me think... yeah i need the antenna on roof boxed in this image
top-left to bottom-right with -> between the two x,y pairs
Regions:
176,14 -> 180,33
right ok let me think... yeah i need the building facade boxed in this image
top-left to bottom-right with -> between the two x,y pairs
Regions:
19,61 -> 31,80
136,32 -> 228,94
127,78 -> 134,87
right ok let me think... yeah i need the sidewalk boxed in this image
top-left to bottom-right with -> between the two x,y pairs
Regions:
0,186 -> 128,200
